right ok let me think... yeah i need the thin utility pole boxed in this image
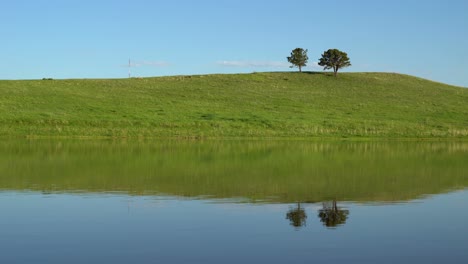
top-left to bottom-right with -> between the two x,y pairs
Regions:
128,59 -> 131,78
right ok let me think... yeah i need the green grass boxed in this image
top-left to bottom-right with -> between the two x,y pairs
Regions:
0,72 -> 467,138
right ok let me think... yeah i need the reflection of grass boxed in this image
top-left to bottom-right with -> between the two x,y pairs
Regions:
0,140 -> 466,203
0,72 -> 467,138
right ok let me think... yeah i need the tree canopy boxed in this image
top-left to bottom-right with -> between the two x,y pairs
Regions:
287,48 -> 308,72
318,49 -> 351,77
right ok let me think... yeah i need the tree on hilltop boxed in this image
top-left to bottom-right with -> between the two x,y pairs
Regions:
318,49 -> 351,77
287,48 -> 308,72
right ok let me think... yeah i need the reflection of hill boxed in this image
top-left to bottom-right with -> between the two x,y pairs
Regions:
0,140 -> 466,203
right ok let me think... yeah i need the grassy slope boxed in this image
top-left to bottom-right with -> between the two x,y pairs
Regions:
0,72 -> 467,138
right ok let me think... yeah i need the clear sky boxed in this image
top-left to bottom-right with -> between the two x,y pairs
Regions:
2,0 -> 467,87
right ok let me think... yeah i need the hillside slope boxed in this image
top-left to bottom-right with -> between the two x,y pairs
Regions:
0,72 -> 467,138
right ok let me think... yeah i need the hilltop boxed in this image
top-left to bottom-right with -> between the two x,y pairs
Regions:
0,72 -> 467,138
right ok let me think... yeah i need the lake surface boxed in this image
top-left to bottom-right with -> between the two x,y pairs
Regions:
0,140 -> 467,263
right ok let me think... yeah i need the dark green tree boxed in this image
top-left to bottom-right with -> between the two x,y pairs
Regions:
286,202 -> 307,229
318,49 -> 351,77
287,48 -> 308,72
318,200 -> 349,228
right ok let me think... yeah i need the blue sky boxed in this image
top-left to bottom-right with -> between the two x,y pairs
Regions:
2,0 -> 467,87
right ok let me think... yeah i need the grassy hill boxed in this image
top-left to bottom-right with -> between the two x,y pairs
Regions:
0,72 -> 467,138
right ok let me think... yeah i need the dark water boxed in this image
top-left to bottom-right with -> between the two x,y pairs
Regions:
0,140 -> 467,263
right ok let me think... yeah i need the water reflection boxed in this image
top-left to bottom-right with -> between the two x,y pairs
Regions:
1,190 -> 467,264
0,139 -> 467,264
286,203 -> 308,228
0,139 -> 466,203
285,201 -> 350,229
318,200 -> 349,228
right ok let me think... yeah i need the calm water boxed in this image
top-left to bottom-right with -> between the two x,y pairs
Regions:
0,140 -> 467,263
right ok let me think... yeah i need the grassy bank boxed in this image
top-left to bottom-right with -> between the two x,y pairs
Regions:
0,72 -> 467,138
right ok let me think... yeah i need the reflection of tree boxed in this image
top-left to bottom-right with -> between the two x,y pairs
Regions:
318,200 -> 349,228
286,203 -> 307,228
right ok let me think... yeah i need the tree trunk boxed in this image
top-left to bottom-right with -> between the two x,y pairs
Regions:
334,67 -> 338,77
299,66 -> 302,72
